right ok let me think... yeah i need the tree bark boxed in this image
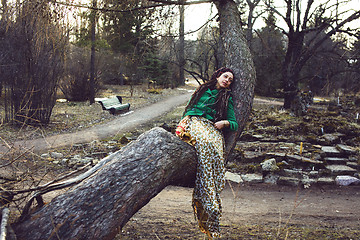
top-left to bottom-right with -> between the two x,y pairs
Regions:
13,128 -> 197,240
281,31 -> 304,109
215,0 -> 256,155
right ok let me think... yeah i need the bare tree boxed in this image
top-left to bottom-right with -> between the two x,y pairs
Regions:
244,0 -> 263,49
187,26 -> 219,83
0,0 -> 67,124
89,0 -> 97,104
178,0 -> 186,85
263,0 -> 360,108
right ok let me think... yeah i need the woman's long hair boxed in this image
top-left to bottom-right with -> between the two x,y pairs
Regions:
184,67 -> 235,122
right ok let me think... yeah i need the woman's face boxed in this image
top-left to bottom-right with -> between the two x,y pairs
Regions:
216,71 -> 233,89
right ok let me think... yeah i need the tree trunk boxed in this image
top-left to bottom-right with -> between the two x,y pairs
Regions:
215,0 -> 256,155
282,32 -> 304,109
245,0 -> 260,51
178,0 -> 185,86
89,0 -> 97,105
13,128 -> 197,240
12,1 -> 256,238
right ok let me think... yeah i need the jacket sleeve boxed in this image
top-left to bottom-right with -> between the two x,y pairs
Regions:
227,97 -> 239,131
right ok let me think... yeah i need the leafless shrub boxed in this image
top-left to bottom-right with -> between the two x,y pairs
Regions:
59,45 -> 100,101
0,0 -> 68,125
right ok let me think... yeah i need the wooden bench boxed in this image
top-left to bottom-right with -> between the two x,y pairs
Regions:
98,96 -> 130,115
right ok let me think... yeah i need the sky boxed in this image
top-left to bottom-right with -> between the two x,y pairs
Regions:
183,0 -> 360,40
183,3 -> 217,40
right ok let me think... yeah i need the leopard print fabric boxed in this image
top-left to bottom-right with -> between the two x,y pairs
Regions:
177,116 -> 225,239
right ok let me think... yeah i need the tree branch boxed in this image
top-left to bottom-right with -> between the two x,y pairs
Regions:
53,0 -> 213,13
301,0 -> 314,31
154,13 -> 218,38
299,10 -> 360,70
0,207 -> 10,240
150,0 -> 212,6
54,1 -> 167,12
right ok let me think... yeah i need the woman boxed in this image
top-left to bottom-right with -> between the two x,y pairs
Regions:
176,67 -> 238,239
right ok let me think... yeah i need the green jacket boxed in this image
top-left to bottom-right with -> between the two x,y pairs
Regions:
183,88 -> 238,131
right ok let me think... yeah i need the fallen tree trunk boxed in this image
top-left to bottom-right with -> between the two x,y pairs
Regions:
13,128 -> 197,240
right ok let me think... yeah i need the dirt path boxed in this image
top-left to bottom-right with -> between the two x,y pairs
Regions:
0,91 -> 192,155
136,184 -> 360,229
120,184 -> 360,239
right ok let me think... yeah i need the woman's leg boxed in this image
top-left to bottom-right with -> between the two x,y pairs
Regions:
189,117 -> 225,238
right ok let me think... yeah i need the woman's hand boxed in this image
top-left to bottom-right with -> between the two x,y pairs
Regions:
175,125 -> 186,137
214,120 -> 229,130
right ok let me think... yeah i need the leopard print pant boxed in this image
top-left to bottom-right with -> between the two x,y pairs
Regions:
177,116 -> 225,239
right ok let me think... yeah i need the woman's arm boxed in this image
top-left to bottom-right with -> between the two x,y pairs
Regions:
214,97 -> 238,131
214,120 -> 229,129
226,97 -> 239,131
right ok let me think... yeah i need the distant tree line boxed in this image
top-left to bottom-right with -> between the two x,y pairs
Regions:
0,0 -> 359,125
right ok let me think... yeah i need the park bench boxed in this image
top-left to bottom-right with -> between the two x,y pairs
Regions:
98,96 -> 130,115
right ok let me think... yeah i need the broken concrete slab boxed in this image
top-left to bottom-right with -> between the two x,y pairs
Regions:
242,151 -> 267,163
286,154 -> 323,165
282,169 -> 304,178
336,144 -> 357,155
324,157 -> 348,165
263,173 -> 279,184
325,165 -> 357,175
225,171 -> 243,184
317,177 -> 335,185
277,176 -> 300,186
241,173 -> 263,183
347,161 -> 360,170
321,146 -> 341,157
261,158 -> 279,172
322,134 -> 341,143
335,175 -> 360,186
265,152 -> 286,159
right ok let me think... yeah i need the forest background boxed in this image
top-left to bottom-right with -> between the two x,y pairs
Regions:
0,0 -> 360,126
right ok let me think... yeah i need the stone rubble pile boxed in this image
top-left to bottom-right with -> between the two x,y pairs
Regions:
40,139 -> 127,170
226,141 -> 359,187
41,151 -> 101,169
225,97 -> 360,187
